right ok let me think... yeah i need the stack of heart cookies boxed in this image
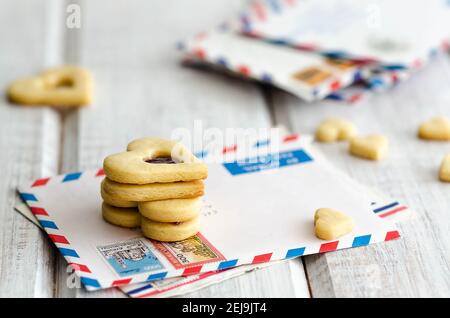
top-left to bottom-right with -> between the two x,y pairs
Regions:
100,138 -> 208,242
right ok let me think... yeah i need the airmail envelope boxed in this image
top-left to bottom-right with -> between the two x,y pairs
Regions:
181,25 -> 363,101
241,0 -> 450,68
18,135 -> 402,291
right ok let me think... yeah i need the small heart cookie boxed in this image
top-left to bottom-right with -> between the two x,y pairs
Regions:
418,116 -> 450,141
439,154 -> 450,182
315,118 -> 357,142
7,65 -> 93,107
314,208 -> 354,240
349,134 -> 388,160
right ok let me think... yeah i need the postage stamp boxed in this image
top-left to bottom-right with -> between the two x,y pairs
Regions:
97,238 -> 164,277
292,66 -> 332,85
152,233 -> 225,269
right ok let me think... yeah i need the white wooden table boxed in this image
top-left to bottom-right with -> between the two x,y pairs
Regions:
1,0 -> 449,298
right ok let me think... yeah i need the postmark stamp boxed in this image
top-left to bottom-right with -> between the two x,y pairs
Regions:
97,238 -> 164,277
152,233 -> 225,269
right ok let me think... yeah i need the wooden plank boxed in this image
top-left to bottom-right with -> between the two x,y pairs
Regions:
271,54 -> 450,297
0,0 -> 60,297
55,0 -> 310,297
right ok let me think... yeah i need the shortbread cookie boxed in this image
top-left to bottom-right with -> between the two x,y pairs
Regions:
439,154 -> 450,182
315,118 -> 357,142
314,208 -> 354,240
418,116 -> 450,141
349,134 -> 388,160
101,178 -> 204,202
138,197 -> 201,222
103,138 -> 208,184
101,186 -> 137,208
102,202 -> 141,228
141,215 -> 200,242
8,65 -> 93,107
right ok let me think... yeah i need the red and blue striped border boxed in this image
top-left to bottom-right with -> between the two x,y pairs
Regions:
372,201 -> 408,218
195,134 -> 299,159
130,228 -> 400,286
26,168 -> 105,189
19,169 -> 106,290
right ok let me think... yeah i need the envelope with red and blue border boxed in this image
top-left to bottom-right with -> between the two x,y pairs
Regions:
17,134 -> 405,291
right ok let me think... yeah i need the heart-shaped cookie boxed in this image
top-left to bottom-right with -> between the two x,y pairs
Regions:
7,65 -> 93,107
315,118 -> 357,142
418,116 -> 450,141
439,154 -> 450,182
314,208 -> 354,240
104,138 -> 208,184
349,134 -> 388,160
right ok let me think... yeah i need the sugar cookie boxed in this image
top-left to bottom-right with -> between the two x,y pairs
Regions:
314,208 -> 354,241
141,216 -> 200,242
103,138 -> 208,185
7,65 -> 93,107
101,186 -> 137,208
418,116 -> 450,141
439,154 -> 450,182
315,118 -> 357,142
102,202 -> 141,228
101,178 -> 204,202
138,197 -> 200,222
349,134 -> 388,160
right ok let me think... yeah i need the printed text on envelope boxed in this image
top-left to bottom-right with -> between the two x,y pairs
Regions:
223,149 -> 313,176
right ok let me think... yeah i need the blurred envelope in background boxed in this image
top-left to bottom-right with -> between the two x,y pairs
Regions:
241,0 -> 450,68
180,24 -> 365,101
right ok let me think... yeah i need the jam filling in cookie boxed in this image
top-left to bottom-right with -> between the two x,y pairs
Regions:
145,157 -> 176,164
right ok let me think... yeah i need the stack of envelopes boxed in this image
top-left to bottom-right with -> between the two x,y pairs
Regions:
17,134 -> 408,296
179,0 -> 450,103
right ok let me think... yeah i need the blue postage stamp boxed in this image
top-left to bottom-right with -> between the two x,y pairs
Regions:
97,238 -> 163,277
